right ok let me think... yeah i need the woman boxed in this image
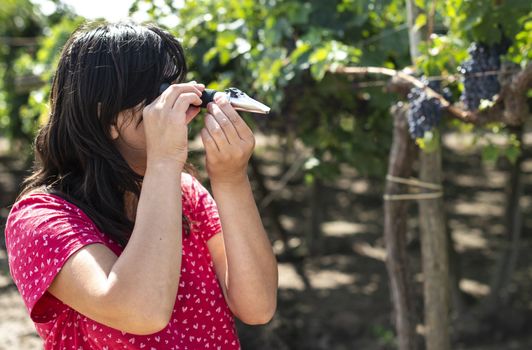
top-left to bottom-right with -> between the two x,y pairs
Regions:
4,21 -> 278,350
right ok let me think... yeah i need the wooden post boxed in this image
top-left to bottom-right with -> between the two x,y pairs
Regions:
406,0 -> 451,349
418,143 -> 451,350
383,103 -> 420,350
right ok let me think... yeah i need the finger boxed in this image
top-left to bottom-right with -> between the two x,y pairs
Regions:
191,83 -> 205,92
207,102 -> 240,144
188,80 -> 205,90
214,94 -> 254,141
200,127 -> 219,152
165,84 -> 203,100
185,106 -> 201,124
161,84 -> 203,108
172,93 -> 203,119
204,113 -> 229,148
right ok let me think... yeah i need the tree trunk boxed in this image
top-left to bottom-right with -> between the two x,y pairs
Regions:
307,178 -> 324,256
485,126 -> 525,312
419,141 -> 451,350
383,103 -> 420,350
446,221 -> 469,316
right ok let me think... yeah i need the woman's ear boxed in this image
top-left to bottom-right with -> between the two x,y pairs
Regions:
109,123 -> 120,140
109,109 -> 133,140
109,111 -> 122,140
101,102 -> 120,140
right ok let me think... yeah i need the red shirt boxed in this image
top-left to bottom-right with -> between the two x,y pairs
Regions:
5,173 -> 240,350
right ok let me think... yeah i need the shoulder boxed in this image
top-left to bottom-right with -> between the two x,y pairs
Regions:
180,172 -> 203,190
5,192 -> 98,246
180,171 -> 195,188
181,172 -> 210,201
8,192 -> 88,225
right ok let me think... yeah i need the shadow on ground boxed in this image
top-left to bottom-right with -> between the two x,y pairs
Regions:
1,133 -> 532,349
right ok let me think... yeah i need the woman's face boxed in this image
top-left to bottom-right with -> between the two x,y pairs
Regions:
111,107 -> 148,176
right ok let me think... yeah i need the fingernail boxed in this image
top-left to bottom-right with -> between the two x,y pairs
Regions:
189,80 -> 205,87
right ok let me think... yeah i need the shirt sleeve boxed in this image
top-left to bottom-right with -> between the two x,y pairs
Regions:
183,174 -> 222,243
5,194 -> 107,323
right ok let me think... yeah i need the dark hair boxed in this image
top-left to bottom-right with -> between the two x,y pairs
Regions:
20,21 -> 188,247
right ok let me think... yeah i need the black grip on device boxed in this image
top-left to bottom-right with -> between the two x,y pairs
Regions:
200,89 -> 217,108
159,83 -> 217,108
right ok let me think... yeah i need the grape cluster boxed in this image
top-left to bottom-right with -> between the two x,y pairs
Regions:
407,84 -> 442,139
459,41 -> 509,110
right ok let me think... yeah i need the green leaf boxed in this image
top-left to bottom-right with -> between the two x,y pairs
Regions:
505,144 -> 521,164
304,173 -> 315,185
414,13 -> 427,31
203,47 -> 218,64
310,60 -> 328,81
309,47 -> 329,63
478,98 -> 497,110
414,0 -> 426,10
482,143 -> 499,163
417,130 -> 441,153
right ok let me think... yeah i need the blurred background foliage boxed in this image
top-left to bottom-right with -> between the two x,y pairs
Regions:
0,0 -> 530,178
1,1 -> 531,349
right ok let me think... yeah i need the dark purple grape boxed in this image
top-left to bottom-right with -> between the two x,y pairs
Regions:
459,41 -> 510,110
407,84 -> 442,140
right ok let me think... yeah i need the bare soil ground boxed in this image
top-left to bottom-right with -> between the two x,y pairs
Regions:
1,131 -> 532,350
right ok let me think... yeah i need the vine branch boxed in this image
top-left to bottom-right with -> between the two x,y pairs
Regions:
331,64 -> 532,126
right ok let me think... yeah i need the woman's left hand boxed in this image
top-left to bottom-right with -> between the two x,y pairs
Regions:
200,94 -> 255,183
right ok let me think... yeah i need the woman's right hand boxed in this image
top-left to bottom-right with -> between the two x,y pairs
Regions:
142,83 -> 204,167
